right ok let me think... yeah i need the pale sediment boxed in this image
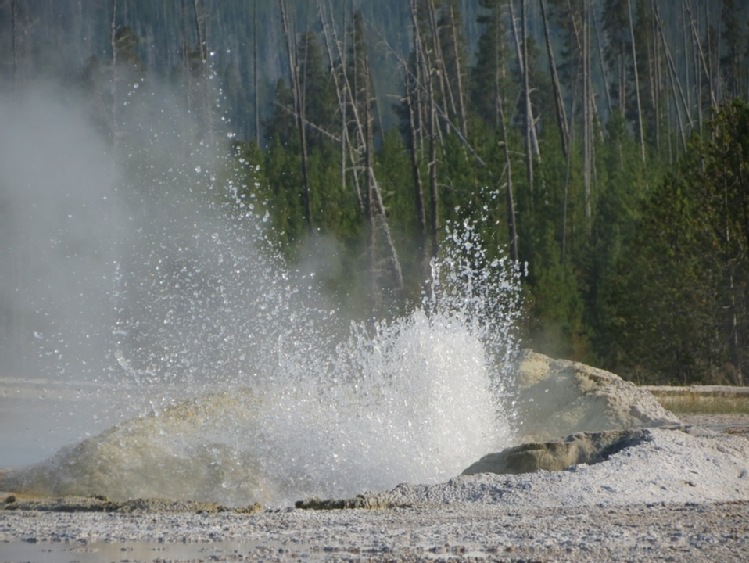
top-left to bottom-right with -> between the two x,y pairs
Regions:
2,500 -> 749,562
2,353 -> 748,561
3,424 -> 749,561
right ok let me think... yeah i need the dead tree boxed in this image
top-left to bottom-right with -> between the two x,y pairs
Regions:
354,20 -> 404,301
110,0 -> 125,150
628,0 -> 646,163
318,0 -> 349,194
193,0 -> 215,148
540,0 -> 569,160
684,0 -> 717,115
447,4 -> 469,138
499,98 -> 519,263
279,0 -> 312,230
424,0 -> 455,134
591,8 -> 613,118
321,7 -> 404,300
583,0 -> 592,220
405,55 -> 428,261
654,3 -> 690,153
520,0 -> 536,192
10,0 -> 17,88
253,0 -> 260,145
410,0 -> 440,261
509,0 -> 540,167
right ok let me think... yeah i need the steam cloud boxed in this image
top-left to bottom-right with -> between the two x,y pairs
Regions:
0,86 -> 125,379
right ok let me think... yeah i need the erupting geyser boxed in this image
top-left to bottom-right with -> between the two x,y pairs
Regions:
0,86 -> 523,506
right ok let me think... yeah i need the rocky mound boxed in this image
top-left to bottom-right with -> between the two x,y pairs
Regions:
462,428 -> 651,475
509,350 -> 680,443
455,350 -> 683,477
1,351 -> 683,504
0,390 -> 272,506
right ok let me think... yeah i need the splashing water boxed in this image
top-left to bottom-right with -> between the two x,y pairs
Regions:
0,87 -> 523,507
4,211 -> 523,506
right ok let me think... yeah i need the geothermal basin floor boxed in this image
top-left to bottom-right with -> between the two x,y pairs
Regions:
3,501 -> 748,562
2,421 -> 749,562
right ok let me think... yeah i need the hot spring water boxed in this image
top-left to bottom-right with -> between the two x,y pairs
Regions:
0,89 -> 523,506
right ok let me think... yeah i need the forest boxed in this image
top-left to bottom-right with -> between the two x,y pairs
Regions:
1,0 -> 749,386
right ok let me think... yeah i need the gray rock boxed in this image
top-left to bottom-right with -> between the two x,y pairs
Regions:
462,428 -> 651,475
509,350 -> 681,442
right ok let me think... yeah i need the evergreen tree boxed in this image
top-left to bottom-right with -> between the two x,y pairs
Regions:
613,101 -> 749,384
297,31 -> 336,149
470,0 -> 512,131
263,78 -> 297,147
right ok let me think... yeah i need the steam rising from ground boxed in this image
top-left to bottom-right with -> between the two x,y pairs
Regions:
0,88 -> 124,379
0,81 -> 522,502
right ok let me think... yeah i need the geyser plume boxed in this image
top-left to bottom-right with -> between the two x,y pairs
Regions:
0,81 -> 523,505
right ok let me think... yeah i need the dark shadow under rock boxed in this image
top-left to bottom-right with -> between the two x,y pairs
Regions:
462,429 -> 653,476
295,495 -> 409,510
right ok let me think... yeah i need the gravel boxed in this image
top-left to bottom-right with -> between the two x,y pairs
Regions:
2,425 -> 749,562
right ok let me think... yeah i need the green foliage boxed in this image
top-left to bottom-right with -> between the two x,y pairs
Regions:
10,1 -> 749,382
612,101 -> 749,384
527,229 -> 588,360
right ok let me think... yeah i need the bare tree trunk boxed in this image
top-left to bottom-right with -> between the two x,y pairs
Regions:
509,0 -> 536,195
562,86 -> 579,261
521,0 -> 536,186
628,0 -> 646,163
318,0 -> 346,192
540,0 -> 569,160
684,0 -> 716,113
591,9 -> 613,117
409,99 -> 428,242
193,0 -> 215,148
723,185 -> 743,384
688,0 -> 703,134
488,2 -> 518,262
449,4 -> 468,138
499,102 -> 518,263
565,0 -> 603,140
253,0 -> 260,145
193,0 -> 207,64
583,0 -> 592,220
363,61 -> 378,314
181,2 -> 192,116
327,7 -> 403,293
341,1 -> 349,192
413,22 -> 426,157
406,66 -> 428,257
321,2 -> 362,211
510,0 -> 540,164
10,0 -> 17,89
411,0 -> 439,260
655,5 -> 689,152
651,0 -> 662,150
359,52 -> 404,294
111,0 -> 119,149
657,8 -> 692,129
428,83 -> 439,259
704,2 -> 715,104
493,0 -> 502,130
681,0 -> 691,125
279,0 -> 312,230
426,0 -> 454,124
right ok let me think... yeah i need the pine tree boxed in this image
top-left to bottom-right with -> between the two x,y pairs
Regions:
614,101 -> 749,384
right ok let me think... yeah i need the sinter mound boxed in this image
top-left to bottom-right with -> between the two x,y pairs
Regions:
1,351 -> 683,505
